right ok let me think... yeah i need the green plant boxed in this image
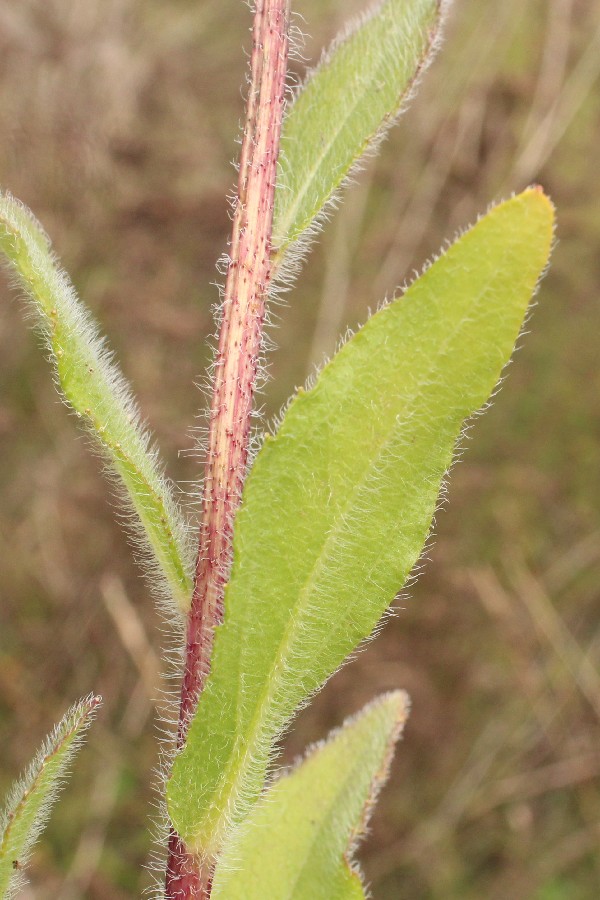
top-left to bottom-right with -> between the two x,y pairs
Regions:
0,0 -> 554,897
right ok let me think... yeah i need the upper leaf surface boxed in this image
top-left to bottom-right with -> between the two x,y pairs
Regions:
168,189 -> 555,851
0,193 -> 193,611
0,695 -> 100,898
211,692 -> 408,900
272,0 -> 445,257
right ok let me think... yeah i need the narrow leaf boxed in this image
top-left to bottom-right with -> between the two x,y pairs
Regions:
212,692 -> 409,900
0,193 -> 193,611
272,0 -> 447,259
0,695 -> 100,898
168,189 -> 555,853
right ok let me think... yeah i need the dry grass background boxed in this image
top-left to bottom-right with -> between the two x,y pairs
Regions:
1,0 -> 600,897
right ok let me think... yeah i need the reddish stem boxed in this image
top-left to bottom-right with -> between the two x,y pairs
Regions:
165,1 -> 290,896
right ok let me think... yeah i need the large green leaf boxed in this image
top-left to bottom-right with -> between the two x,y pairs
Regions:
168,189 -> 555,853
0,695 -> 100,897
0,193 -> 193,611
272,0 -> 446,259
211,692 -> 409,900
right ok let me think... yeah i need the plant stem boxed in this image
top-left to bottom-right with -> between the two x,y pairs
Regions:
165,1 -> 290,895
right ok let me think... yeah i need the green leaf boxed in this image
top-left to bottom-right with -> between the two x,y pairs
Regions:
0,695 -> 100,897
272,0 -> 447,259
168,188 -> 555,854
212,692 -> 409,900
0,193 -> 193,611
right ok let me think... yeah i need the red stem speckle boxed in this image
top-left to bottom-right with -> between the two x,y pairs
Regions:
165,2 -> 290,895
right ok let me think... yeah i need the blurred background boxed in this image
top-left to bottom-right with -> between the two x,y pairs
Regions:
0,0 -> 599,897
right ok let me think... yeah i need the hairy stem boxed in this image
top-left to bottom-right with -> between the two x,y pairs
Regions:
165,1 -> 290,895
